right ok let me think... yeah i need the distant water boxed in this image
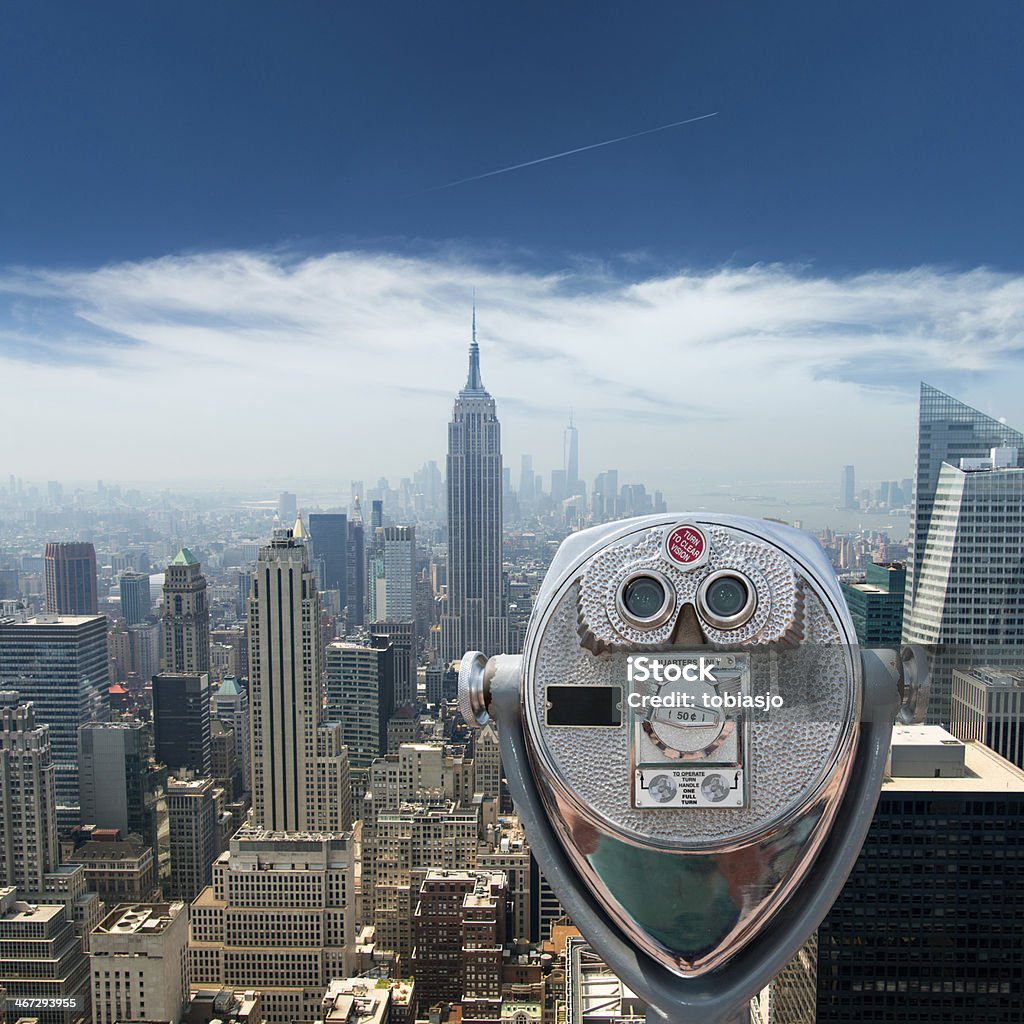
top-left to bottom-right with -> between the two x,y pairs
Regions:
683,484 -> 911,542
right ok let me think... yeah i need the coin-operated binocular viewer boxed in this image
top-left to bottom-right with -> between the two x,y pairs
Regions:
459,515 -> 927,1024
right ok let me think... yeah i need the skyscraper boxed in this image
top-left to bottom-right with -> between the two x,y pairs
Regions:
908,383 -> 1023,605
166,777 -> 220,900
247,528 -> 351,832
951,666 -> 1024,769
162,548 -> 210,674
0,889 -> 91,1024
564,413 -> 582,498
903,446 -> 1024,722
815,728 -> 1024,1021
44,542 -> 98,615
0,695 -> 59,894
414,459 -> 444,517
550,468 -> 567,505
367,525 -> 416,624
839,465 -> 856,510
187,829 -> 357,1024
118,570 -> 150,625
0,614 -> 110,826
347,498 -> 366,628
839,562 -> 906,646
325,642 -> 394,774
477,821 -> 532,942
124,621 -> 162,682
152,672 -> 212,776
412,870 -> 507,1010
78,720 -> 151,837
277,490 -> 297,524
518,454 -> 535,508
211,678 -> 250,795
370,800 -> 479,960
368,621 -> 415,706
307,512 -> 348,608
440,318 -> 507,663
0,568 -> 18,601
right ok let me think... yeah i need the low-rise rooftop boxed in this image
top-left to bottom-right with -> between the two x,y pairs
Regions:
94,902 -> 184,935
885,728 -> 1024,793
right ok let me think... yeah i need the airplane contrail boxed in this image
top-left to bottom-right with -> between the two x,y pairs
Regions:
421,111 -> 719,193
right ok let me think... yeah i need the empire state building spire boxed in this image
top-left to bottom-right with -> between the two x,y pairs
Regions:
441,307 -> 508,663
461,304 -> 489,397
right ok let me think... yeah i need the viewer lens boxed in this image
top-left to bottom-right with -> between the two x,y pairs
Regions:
698,571 -> 756,628
705,577 -> 748,618
623,576 -> 667,621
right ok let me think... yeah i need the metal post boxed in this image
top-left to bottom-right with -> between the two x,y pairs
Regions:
723,1003 -> 752,1024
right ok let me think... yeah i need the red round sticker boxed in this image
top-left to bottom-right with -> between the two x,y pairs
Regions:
665,525 -> 706,566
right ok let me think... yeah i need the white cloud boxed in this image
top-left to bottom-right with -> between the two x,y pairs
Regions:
2,250 -> 1022,502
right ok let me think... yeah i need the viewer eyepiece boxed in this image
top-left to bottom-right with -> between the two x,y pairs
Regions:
697,570 -> 756,628
616,570 -> 674,628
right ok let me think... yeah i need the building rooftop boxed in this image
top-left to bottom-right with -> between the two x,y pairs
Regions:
321,979 -> 389,1024
72,838 -> 152,862
189,987 -> 262,1020
167,777 -> 214,793
387,980 -> 414,1006
885,729 -> 1024,793
190,886 -> 224,911
43,863 -> 85,877
94,902 -> 185,935
465,892 -> 500,908
423,870 -> 477,882
169,548 -> 199,566
956,666 -> 1024,689
0,892 -> 65,924
500,1001 -> 542,1020
232,827 -> 354,844
566,936 -> 645,1023
544,923 -> 582,956
889,724 -> 960,747
843,581 -> 893,595
80,719 -> 141,732
5,613 -> 104,628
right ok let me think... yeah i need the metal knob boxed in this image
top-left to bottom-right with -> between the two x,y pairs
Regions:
898,644 -> 930,725
457,650 -> 490,728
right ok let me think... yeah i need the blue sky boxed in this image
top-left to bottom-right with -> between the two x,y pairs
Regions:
2,3 -> 1023,491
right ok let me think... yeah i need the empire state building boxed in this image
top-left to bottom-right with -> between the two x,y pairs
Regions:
441,316 -> 508,663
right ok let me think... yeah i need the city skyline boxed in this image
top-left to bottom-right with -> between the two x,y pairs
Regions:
0,375 -> 1018,1022
1,6 -> 1021,1019
2,262 -> 1021,492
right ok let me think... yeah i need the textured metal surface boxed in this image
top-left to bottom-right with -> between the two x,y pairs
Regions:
529,522 -> 856,849
578,524 -> 804,652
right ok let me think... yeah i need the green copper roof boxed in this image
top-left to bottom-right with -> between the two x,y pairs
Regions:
169,547 -> 199,566
217,678 -> 242,695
